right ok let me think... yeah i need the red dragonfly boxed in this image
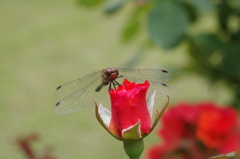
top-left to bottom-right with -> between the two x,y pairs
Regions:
54,68 -> 171,114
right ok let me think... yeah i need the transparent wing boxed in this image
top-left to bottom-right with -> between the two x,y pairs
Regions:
116,68 -> 171,97
55,75 -> 109,114
117,68 -> 171,83
54,67 -> 171,114
54,70 -> 102,100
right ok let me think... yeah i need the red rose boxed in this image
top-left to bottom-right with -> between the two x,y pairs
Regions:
95,79 -> 170,159
108,79 -> 152,139
95,79 -> 169,141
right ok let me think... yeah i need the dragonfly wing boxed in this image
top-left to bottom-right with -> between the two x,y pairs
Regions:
137,69 -> 171,83
146,81 -> 170,97
55,76 -> 105,114
54,70 -> 102,100
55,87 -> 86,114
116,68 -> 171,97
54,67 -> 171,114
117,68 -> 171,83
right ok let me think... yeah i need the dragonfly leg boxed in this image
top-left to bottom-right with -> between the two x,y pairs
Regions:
113,80 -> 121,86
112,82 -> 117,90
117,75 -> 123,79
108,82 -> 112,91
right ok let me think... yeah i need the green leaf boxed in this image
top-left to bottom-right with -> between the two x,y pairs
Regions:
104,0 -> 125,14
78,0 -> 106,7
178,0 -> 214,11
121,7 -> 148,42
180,2 -> 198,23
222,44 -> 240,81
195,34 -> 224,56
147,1 -> 189,49
190,33 -> 240,84
237,1 -> 240,9
232,0 -> 240,10
122,19 -> 140,42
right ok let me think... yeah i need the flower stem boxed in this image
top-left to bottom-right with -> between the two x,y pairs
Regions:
123,139 -> 144,159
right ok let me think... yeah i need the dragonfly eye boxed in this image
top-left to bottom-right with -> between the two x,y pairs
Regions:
105,69 -> 112,76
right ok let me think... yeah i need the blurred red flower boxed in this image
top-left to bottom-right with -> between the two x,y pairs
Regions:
147,102 -> 240,159
196,103 -> 239,152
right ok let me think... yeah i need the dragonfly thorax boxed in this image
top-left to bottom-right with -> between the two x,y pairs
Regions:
95,68 -> 120,92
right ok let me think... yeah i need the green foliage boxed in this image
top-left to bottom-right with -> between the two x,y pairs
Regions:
187,0 -> 240,109
78,0 -> 240,109
147,1 -> 188,49
122,7 -> 147,42
188,33 -> 240,81
177,0 -> 213,10
104,0 -> 125,14
78,0 -> 106,7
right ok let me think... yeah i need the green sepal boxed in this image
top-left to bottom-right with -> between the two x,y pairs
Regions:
122,120 -> 141,140
94,102 -> 122,141
209,151 -> 238,159
142,95 -> 170,138
150,95 -> 170,132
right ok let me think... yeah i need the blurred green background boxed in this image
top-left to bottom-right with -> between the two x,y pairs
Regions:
0,0 -> 236,158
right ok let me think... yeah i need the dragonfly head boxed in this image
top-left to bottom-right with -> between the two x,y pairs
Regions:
103,68 -> 119,81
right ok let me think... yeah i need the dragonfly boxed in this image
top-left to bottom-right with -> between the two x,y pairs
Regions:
54,67 -> 171,114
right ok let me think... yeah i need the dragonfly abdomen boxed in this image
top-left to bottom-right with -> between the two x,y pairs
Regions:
95,83 -> 108,92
